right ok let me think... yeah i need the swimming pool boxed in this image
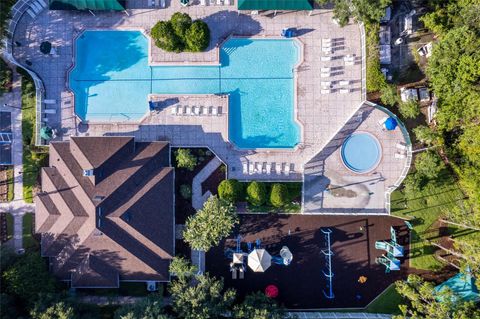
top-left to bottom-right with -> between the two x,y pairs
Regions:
341,133 -> 381,173
70,30 -> 301,149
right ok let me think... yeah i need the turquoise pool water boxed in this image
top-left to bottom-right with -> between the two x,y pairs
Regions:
341,133 -> 381,173
70,30 -> 300,149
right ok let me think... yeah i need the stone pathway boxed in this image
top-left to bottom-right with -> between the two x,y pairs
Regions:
0,65 -> 32,252
192,156 -> 222,210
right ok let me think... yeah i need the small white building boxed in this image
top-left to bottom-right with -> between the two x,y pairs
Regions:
400,87 -> 418,102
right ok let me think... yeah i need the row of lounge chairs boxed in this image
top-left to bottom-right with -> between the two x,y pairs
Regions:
170,105 -> 222,116
149,0 -> 166,7
242,161 -> 294,176
199,0 -> 232,5
26,0 -> 47,19
320,80 -> 352,94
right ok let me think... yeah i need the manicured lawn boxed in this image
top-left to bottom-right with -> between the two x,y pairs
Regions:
22,213 -> 39,250
240,182 -> 302,213
365,284 -> 402,315
6,212 -> 13,241
391,171 -> 466,271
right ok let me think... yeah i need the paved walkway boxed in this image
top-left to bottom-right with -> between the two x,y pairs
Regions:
0,65 -> 32,251
192,156 -> 222,210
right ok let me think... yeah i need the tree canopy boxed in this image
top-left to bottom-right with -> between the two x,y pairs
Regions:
114,294 -> 172,319
316,0 -> 391,26
183,195 -> 238,251
233,292 -> 286,319
175,148 -> 197,171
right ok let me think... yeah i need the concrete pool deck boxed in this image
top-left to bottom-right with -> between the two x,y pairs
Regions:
10,3 -> 410,213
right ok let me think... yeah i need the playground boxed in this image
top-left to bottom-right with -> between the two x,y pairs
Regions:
206,214 -> 411,309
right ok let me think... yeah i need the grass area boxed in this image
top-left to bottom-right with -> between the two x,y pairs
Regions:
6,166 -> 14,201
6,212 -> 13,241
391,171 -> 466,271
22,213 -> 39,250
19,71 -> 48,203
240,182 -> 302,213
79,282 -> 153,297
365,284 -> 402,315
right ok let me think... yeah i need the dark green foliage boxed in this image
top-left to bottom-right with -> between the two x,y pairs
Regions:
316,0 -> 391,27
365,23 -> 388,93
180,184 -> 192,199
175,148 -> 197,171
0,0 -> 16,49
414,151 -> 445,180
169,256 -> 197,280
413,125 -> 443,146
270,183 -> 289,208
380,84 -> 399,107
218,179 -> 243,203
150,13 -> 210,53
0,57 -> 13,95
114,294 -> 172,319
2,253 -> 56,305
170,274 -> 236,319
233,292 -> 285,319
30,301 -> 77,319
398,99 -> 420,119
246,181 -> 267,206
185,20 -> 210,52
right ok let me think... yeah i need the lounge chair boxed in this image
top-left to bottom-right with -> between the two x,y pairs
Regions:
200,0 -> 206,5
217,0 -> 222,5
396,142 -> 407,150
37,0 -> 48,7
27,9 -> 36,18
265,163 -> 271,175
185,106 -> 192,116
225,0 -> 230,4
321,56 -> 332,61
216,106 -> 222,115
321,89 -> 331,94
284,163 -> 290,176
321,81 -> 332,86
394,152 -> 406,159
30,2 -> 41,13
248,162 -> 254,175
43,109 -> 56,114
44,99 -> 56,104
194,106 -> 201,115
212,107 -> 218,116
232,268 -> 237,279
321,67 -> 331,73
242,162 -> 248,174
377,116 -> 388,126
239,267 -> 244,279
202,106 -> 209,115
339,88 -> 350,94
320,72 -> 330,78
375,241 -> 389,250
275,163 -> 282,174
339,80 -> 350,86
255,162 -> 262,173
171,106 -> 177,115
160,0 -> 166,7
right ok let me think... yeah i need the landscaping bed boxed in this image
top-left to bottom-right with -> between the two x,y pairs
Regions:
0,166 -> 13,202
171,147 -> 214,224
200,163 -> 226,195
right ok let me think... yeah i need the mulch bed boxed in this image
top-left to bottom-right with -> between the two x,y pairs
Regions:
0,168 -> 8,202
171,148 -> 214,224
201,164 -> 226,196
206,214 -> 414,309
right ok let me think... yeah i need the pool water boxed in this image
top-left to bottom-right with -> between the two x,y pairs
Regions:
70,31 -> 301,149
341,133 -> 381,173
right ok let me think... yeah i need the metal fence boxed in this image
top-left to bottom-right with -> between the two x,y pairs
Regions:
3,0 -> 46,146
359,23 -> 367,101
288,312 -> 392,319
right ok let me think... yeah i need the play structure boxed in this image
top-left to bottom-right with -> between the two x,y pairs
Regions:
375,226 -> 404,273
225,235 -> 292,279
321,228 -> 335,299
435,268 -> 480,303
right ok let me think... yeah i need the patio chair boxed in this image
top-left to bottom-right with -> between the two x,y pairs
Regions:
44,99 -> 56,104
377,116 -> 388,126
200,0 -> 206,5
248,162 -> 254,175
394,152 -> 406,159
396,142 -> 407,150
160,0 -> 166,7
255,162 -> 262,173
185,106 -> 192,116
242,162 -> 248,174
212,106 -> 218,116
265,163 -> 271,175
239,267 -> 244,279
321,56 -> 332,62
284,163 -> 290,176
275,163 -> 282,175
321,89 -> 331,94
339,88 -> 350,94
339,80 -> 350,86
201,106 -> 208,115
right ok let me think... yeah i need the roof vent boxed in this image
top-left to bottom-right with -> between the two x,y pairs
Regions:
93,195 -> 105,202
83,169 -> 94,177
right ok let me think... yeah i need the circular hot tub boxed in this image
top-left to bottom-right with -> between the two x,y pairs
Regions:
341,132 -> 381,173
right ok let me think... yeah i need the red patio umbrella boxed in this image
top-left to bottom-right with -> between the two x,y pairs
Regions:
265,284 -> 279,298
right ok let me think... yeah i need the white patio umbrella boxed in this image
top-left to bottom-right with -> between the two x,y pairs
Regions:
248,249 -> 271,272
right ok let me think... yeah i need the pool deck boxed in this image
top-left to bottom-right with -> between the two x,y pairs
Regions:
11,3 -> 410,213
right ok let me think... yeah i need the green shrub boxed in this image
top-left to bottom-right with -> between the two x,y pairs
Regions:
185,20 -> 210,52
380,84 -> 399,107
270,183 -> 289,208
0,58 -> 12,95
415,151 -> 445,180
175,148 -> 197,171
218,179 -> 243,203
151,20 -> 183,52
246,181 -> 267,206
180,184 -> 192,200
399,99 -> 420,119
150,13 -> 210,53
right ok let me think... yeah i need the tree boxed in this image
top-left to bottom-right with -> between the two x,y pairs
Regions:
246,181 -> 267,206
180,184 -> 192,199
2,252 -> 56,304
150,20 -> 183,52
218,179 -> 243,203
316,0 -> 391,26
170,12 -> 192,38
380,84 -> 399,107
30,302 -> 77,319
398,99 -> 420,119
394,274 -> 480,319
185,20 -> 210,52
183,196 -> 238,251
175,148 -> 197,171
270,183 -> 289,208
114,294 -> 172,319
1,58 -> 13,95
414,151 -> 445,180
233,292 -> 285,319
169,256 -> 197,280
413,125 -> 443,146
170,274 -> 236,319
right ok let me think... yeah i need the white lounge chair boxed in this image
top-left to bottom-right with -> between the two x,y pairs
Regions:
217,0 -> 222,5
200,0 -> 206,5
202,106 -> 209,115
339,80 -> 350,86
193,106 -> 201,115
395,152 -> 406,159
44,99 -> 56,104
171,106 -> 177,115
396,142 -> 407,150
212,107 -> 218,116
248,162 -> 254,175
242,162 -> 248,174
27,9 -> 36,18
321,56 -> 332,61
321,89 -> 331,94
284,163 -> 290,176
378,116 -> 388,126
275,163 -> 282,175
321,81 -> 332,86
185,106 -> 192,116
43,109 -> 56,114
321,72 -> 330,78
255,162 -> 262,173
266,163 -> 271,175
225,0 -> 230,5
160,0 -> 166,7
321,67 -> 331,73
339,88 -> 350,94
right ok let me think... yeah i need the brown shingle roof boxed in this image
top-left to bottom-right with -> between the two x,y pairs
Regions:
35,137 -> 174,287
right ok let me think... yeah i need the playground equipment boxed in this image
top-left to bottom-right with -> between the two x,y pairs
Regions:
375,240 -> 404,257
321,228 -> 335,299
435,267 -> 479,303
271,246 -> 293,266
376,254 -> 400,273
248,249 -> 272,272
